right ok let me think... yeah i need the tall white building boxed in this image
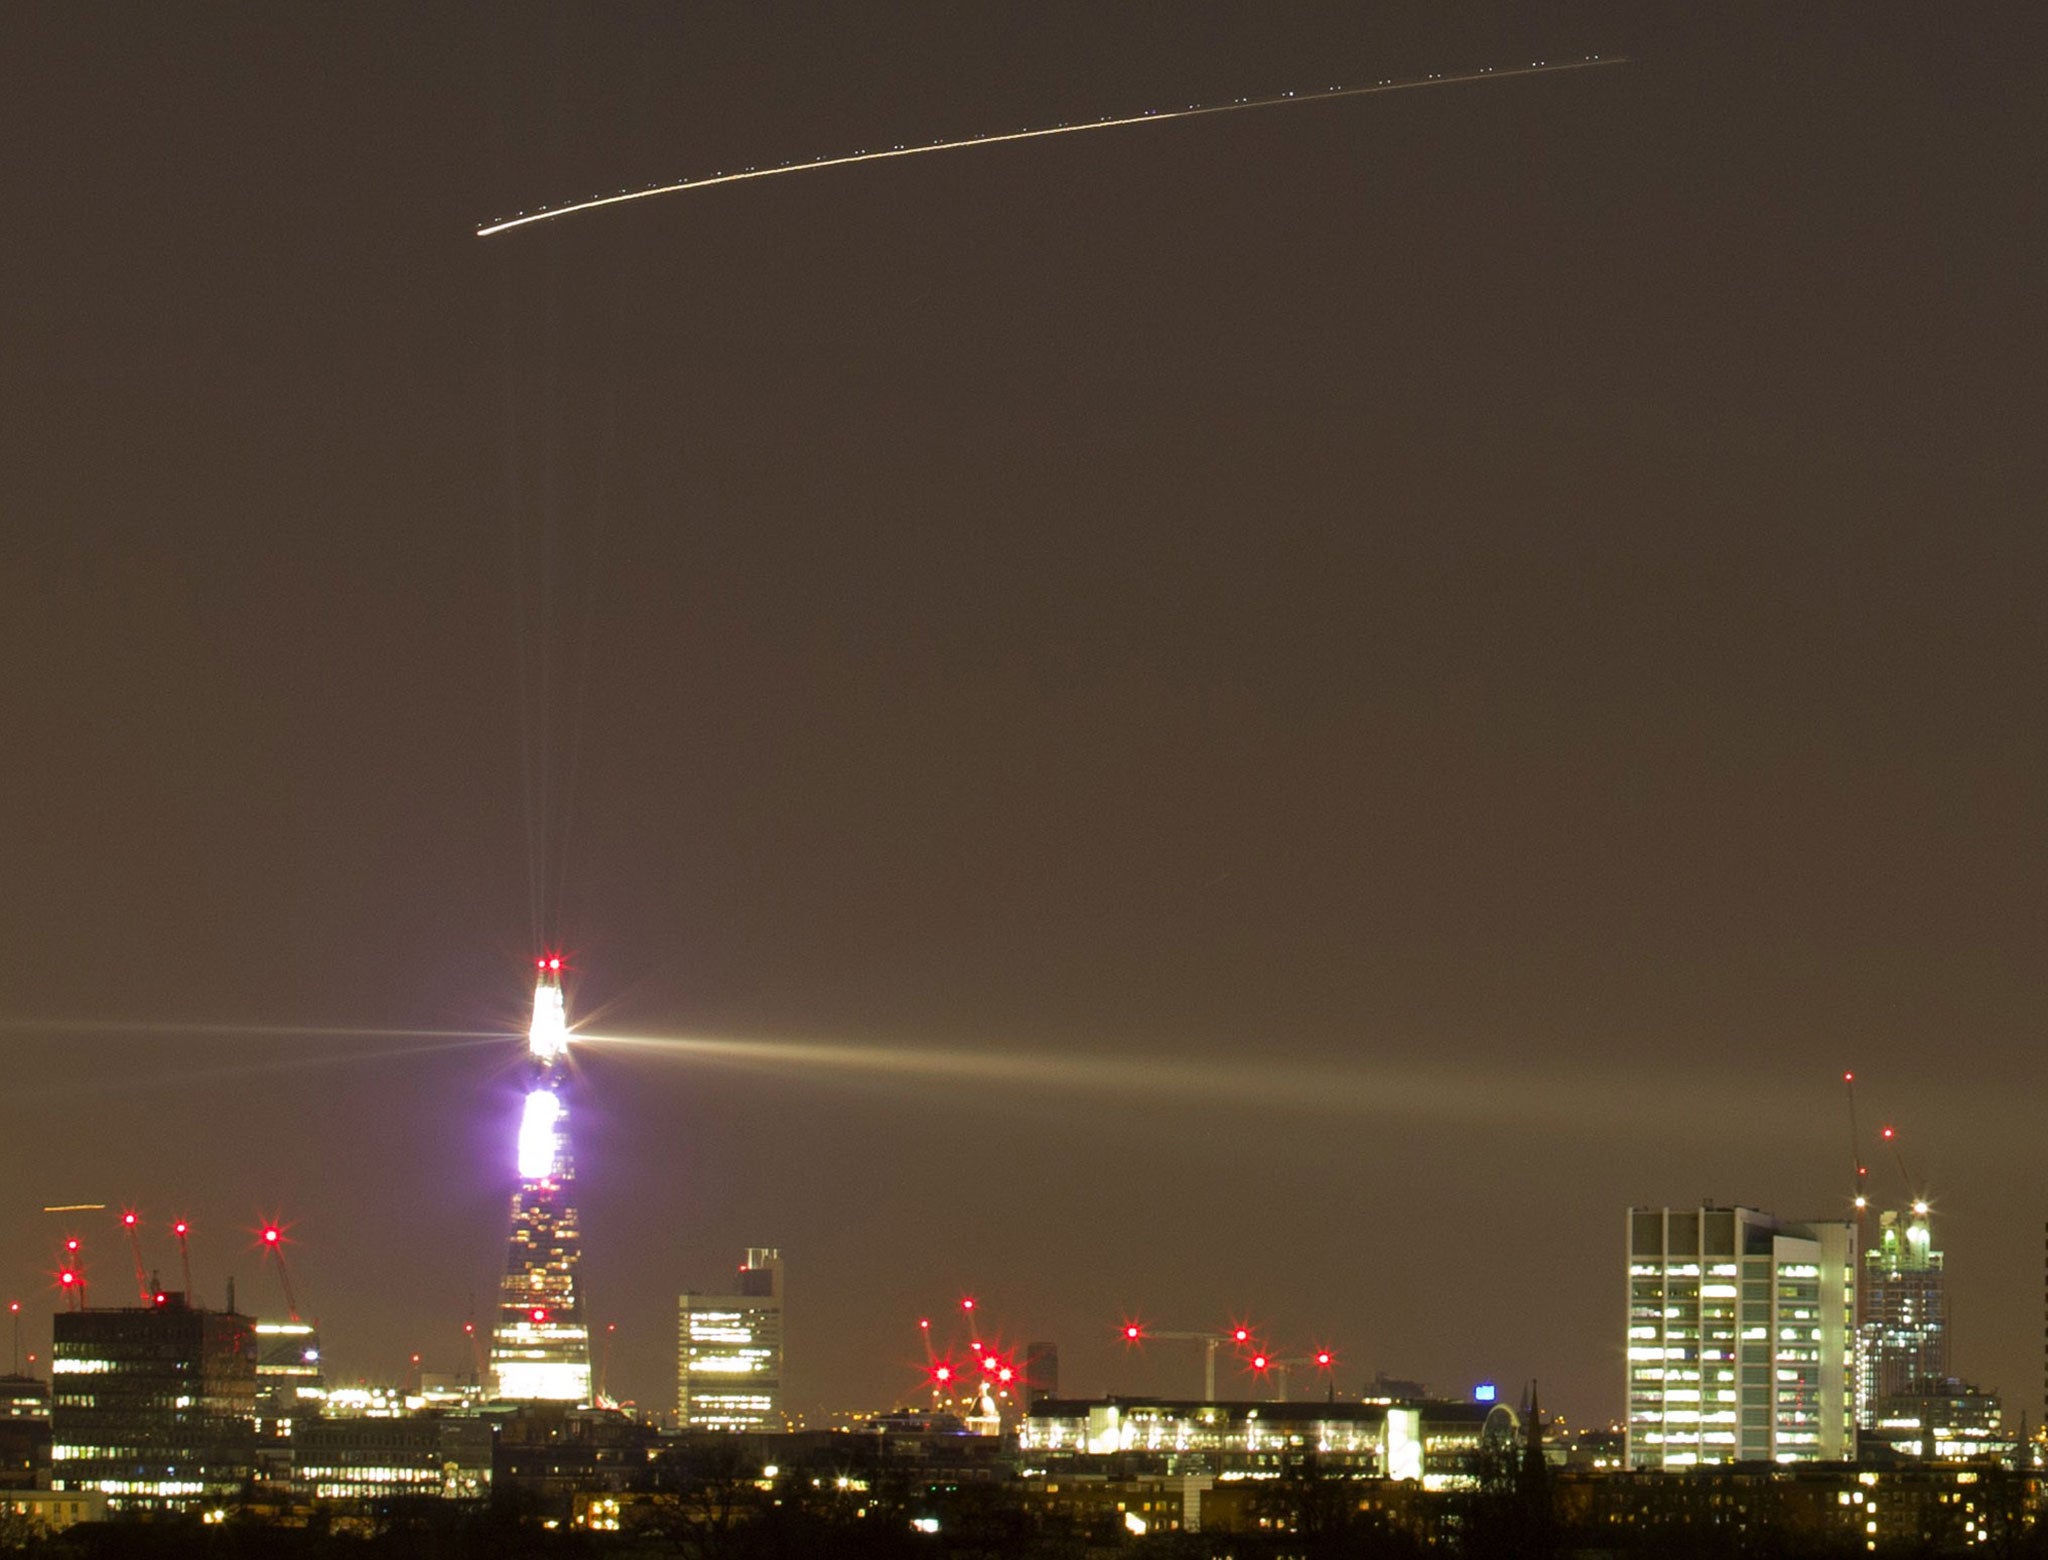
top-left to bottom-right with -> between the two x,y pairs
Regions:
1626,1206 -> 1855,1468
677,1248 -> 783,1430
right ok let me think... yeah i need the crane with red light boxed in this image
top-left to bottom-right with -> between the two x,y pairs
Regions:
118,1211 -> 151,1303
171,1219 -> 194,1298
259,1222 -> 301,1322
57,1237 -> 85,1312
1119,1321 -> 1262,1401
915,1294 -> 1027,1428
1249,1348 -> 1340,1404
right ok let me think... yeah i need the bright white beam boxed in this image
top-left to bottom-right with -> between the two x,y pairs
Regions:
478,58 -> 1625,237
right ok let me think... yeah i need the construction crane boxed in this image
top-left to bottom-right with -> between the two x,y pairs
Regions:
1842,1072 -> 1869,1214
119,1211 -> 150,1303
1120,1322 -> 1259,1401
259,1223 -> 300,1322
1250,1348 -> 1339,1404
171,1219 -> 193,1297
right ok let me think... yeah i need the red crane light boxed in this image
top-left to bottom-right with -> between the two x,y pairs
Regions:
58,1271 -> 77,1288
1882,1126 -> 1895,1140
64,1239 -> 79,1255
932,1364 -> 953,1384
1251,1353 -> 1270,1371
1232,1327 -> 1250,1345
154,1292 -> 168,1306
173,1220 -> 189,1237
121,1212 -> 138,1229
262,1226 -> 282,1246
997,1366 -> 1015,1384
1124,1324 -> 1142,1341
1315,1351 -> 1333,1368
961,1297 -> 976,1312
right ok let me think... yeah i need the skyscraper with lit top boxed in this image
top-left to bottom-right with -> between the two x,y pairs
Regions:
1857,1201 -> 1946,1426
490,957 -> 592,1402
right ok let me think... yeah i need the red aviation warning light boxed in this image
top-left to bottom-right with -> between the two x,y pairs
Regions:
1315,1350 -> 1334,1368
1251,1353 -> 1270,1372
931,1364 -> 954,1385
531,1307 -> 548,1323
262,1225 -> 282,1246
1232,1326 -> 1251,1346
121,1212 -> 137,1229
172,1221 -> 189,1237
1123,1323 -> 1143,1342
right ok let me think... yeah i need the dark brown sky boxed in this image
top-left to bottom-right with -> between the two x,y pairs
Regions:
3,4 -> 2044,1426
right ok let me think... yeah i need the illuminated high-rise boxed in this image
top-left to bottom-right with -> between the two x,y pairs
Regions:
50,1295 -> 256,1511
677,1248 -> 783,1430
1857,1202 -> 1946,1427
1625,1206 -> 1855,1468
490,959 -> 592,1402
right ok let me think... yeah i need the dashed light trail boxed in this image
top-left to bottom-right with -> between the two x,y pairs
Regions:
478,57 -> 1622,237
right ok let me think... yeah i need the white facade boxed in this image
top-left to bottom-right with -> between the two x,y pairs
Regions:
1626,1206 -> 1854,1468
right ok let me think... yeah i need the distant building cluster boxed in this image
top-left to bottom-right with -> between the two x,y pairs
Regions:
2,968 -> 2036,1555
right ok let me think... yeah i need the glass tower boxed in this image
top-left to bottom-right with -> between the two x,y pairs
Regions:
1626,1206 -> 1855,1468
677,1248 -> 783,1430
490,961 -> 593,1402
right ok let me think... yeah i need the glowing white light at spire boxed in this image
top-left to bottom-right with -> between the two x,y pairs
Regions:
518,1089 -> 562,1180
530,964 -> 568,1064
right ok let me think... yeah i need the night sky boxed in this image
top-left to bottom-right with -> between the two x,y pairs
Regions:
4,5 -> 2044,1428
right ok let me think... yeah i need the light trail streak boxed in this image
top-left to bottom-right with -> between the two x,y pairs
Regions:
575,1028 -> 1808,1145
0,1018 -> 506,1044
479,57 -> 1624,237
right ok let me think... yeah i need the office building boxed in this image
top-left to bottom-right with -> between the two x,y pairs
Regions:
1857,1203 -> 1946,1428
1626,1206 -> 1854,1468
254,1320 -> 326,1436
677,1248 -> 783,1430
50,1295 -> 257,1511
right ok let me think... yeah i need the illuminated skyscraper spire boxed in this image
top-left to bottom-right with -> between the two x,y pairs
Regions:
490,957 -> 592,1402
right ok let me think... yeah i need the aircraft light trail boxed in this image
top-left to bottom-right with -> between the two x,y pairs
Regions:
479,57 -> 1623,237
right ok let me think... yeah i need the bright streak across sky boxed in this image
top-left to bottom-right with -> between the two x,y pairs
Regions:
478,58 -> 1624,236
573,1029 -> 1817,1145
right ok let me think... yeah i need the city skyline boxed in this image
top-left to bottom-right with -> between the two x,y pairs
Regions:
4,5 -> 2044,1432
